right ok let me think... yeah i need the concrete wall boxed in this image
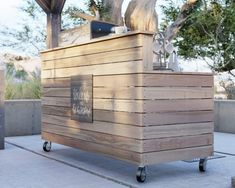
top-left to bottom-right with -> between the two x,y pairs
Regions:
3,99 -> 235,137
0,71 -> 4,149
5,100 -> 41,137
214,100 -> 235,133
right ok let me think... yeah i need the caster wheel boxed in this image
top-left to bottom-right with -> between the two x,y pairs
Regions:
43,141 -> 52,152
199,158 -> 207,172
136,166 -> 146,183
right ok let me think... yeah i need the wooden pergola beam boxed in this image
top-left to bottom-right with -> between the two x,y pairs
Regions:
35,0 -> 51,14
51,0 -> 66,14
35,0 -> 67,48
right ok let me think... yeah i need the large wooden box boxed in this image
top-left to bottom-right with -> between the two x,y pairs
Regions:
41,32 -> 214,166
0,70 -> 4,149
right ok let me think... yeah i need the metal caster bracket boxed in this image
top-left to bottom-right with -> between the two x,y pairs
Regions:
43,141 -> 52,152
199,158 -> 207,172
136,166 -> 147,183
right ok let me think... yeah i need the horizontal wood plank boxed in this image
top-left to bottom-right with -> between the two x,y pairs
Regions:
42,73 -> 213,88
143,111 -> 214,126
42,61 -> 144,79
42,123 -> 212,153
143,99 -> 213,113
43,88 -> 70,97
143,122 -> 214,139
143,87 -> 213,99
42,123 -> 142,152
43,87 -> 213,99
144,74 -> 213,87
43,106 -> 213,126
143,134 -> 213,153
41,33 -> 143,61
42,131 -> 142,164
42,74 -> 144,88
43,106 -> 144,126
42,78 -> 71,88
95,99 -> 213,113
42,47 -> 142,70
142,145 -> 213,165
42,114 -> 143,139
42,97 -> 213,113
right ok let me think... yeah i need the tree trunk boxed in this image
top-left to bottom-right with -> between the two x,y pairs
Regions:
165,0 -> 198,42
103,0 -> 124,25
124,0 -> 158,32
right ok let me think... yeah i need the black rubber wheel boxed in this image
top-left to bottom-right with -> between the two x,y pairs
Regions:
43,141 -> 52,152
199,158 -> 207,172
136,167 -> 146,183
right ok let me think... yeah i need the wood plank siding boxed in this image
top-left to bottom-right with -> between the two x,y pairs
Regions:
41,32 -> 214,165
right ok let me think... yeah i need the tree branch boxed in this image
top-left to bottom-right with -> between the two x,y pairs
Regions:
165,0 -> 199,42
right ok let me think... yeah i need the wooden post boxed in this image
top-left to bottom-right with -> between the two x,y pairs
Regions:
47,13 -> 61,48
0,70 -> 4,150
35,0 -> 66,49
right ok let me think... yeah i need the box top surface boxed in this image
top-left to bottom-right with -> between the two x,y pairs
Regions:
41,31 -> 154,53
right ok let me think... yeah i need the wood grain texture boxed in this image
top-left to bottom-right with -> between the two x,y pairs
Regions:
41,33 -> 214,166
143,134 -> 213,153
42,114 -> 143,139
42,74 -> 143,88
142,145 -> 213,165
42,131 -> 142,164
143,122 -> 214,139
142,35 -> 154,70
143,74 -> 214,87
41,33 -> 144,61
42,97 -> 213,113
41,60 -> 144,79
42,78 -> 71,88
43,87 -> 213,100
42,47 -> 143,70
43,106 -> 144,125
43,106 -> 213,126
42,73 -> 213,88
42,123 -> 142,152
95,98 -> 213,113
143,111 -> 214,126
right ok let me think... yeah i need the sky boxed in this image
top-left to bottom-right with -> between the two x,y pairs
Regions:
0,0 -> 167,28
0,0 -> 213,73
0,1 -> 21,28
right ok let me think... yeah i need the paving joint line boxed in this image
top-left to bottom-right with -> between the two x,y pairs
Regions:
214,151 -> 235,157
6,141 -> 136,188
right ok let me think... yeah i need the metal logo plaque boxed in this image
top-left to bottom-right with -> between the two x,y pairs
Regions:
71,75 -> 93,123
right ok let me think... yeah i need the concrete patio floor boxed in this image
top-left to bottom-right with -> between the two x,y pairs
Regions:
1,132 -> 235,188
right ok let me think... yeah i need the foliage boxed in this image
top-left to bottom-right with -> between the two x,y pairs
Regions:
161,0 -> 235,76
220,78 -> 235,99
4,61 -> 41,100
0,0 -> 115,55
85,0 -> 111,21
0,0 -> 87,55
0,0 -> 46,55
